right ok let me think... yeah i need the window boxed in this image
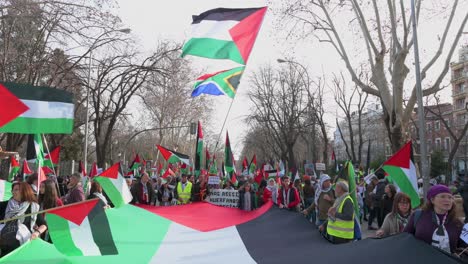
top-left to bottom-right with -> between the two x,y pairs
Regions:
456,98 -> 466,110
459,83 -> 466,93
427,140 -> 432,152
426,122 -> 432,131
445,137 -> 450,151
435,138 -> 441,150
435,121 -> 440,131
444,119 -> 450,128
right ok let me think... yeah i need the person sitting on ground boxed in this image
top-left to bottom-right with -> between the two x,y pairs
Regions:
88,181 -> 109,208
404,184 -> 464,254
38,179 -> 63,211
277,176 -> 300,211
239,182 -> 256,211
130,173 -> 155,205
376,192 -> 412,238
61,172 -> 85,205
320,181 -> 355,244
1,182 -> 47,257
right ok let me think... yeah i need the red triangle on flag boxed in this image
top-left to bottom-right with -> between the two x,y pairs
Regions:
0,84 -> 29,128
162,168 -> 175,179
10,156 -> 20,168
22,160 -> 33,174
384,141 -> 412,169
42,166 -> 54,175
229,7 -> 267,64
45,146 -> 61,165
99,162 -> 120,179
156,145 -> 173,161
89,162 -> 98,178
48,199 -> 99,226
37,167 -> 47,188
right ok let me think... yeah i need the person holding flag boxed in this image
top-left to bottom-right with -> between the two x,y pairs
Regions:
130,173 -> 154,205
61,172 -> 85,205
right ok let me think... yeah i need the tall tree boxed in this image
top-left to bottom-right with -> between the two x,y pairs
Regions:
281,0 -> 468,151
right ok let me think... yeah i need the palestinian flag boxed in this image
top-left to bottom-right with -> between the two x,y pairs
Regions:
382,141 -> 420,208
0,179 -> 13,201
42,166 -> 55,175
194,121 -> 203,176
264,169 -> 277,180
46,199 -> 118,256
182,7 -> 267,65
249,154 -> 257,175
0,82 -> 74,134
33,134 -> 47,186
162,168 -> 175,179
242,157 -> 248,171
156,145 -> 190,166
191,67 -> 244,98
89,162 -> 98,178
21,160 -> 33,179
78,160 -> 87,177
224,131 -> 235,175
338,161 -> 360,218
129,154 -> 141,171
44,146 -> 60,167
205,147 -> 211,169
2,202 -> 462,264
94,162 -> 132,208
8,156 -> 20,181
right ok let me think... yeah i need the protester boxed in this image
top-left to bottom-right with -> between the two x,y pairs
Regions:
381,184 -> 397,222
239,182 -> 256,211
192,175 -> 209,202
0,182 -> 47,256
25,174 -> 38,195
88,181 -> 109,208
457,178 -> 468,223
404,185 -> 464,254
376,192 -> 411,238
303,177 -> 315,209
224,180 -> 235,190
294,178 -> 304,209
277,176 -> 300,211
38,179 -> 63,211
320,181 -> 354,244
130,173 -> 154,205
257,179 -> 267,207
157,178 -> 173,206
61,172 -> 85,205
175,174 -> 193,205
302,174 -> 335,226
263,178 -> 278,204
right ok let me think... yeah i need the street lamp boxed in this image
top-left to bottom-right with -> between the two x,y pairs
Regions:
83,28 -> 131,170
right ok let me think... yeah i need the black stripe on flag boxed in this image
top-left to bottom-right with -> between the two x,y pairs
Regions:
192,7 -> 264,24
26,134 -> 37,162
1,81 -> 73,103
88,200 -> 118,255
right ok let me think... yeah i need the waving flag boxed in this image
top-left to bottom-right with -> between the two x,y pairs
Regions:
224,131 -> 235,175
0,82 -> 74,134
157,145 -> 190,166
46,199 -> 118,256
78,161 -> 87,177
8,156 -> 20,181
191,67 -> 244,98
182,7 -> 267,65
382,141 -> 420,208
205,147 -> 211,169
249,154 -> 257,175
94,163 -> 132,208
44,146 -> 60,167
129,154 -> 141,171
89,162 -> 99,178
21,160 -> 33,179
194,121 -> 203,176
0,179 -> 12,201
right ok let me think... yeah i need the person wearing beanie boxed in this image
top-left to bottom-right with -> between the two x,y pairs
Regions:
404,184 -> 464,254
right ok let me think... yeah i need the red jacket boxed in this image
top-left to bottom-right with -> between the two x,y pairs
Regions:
277,187 -> 300,209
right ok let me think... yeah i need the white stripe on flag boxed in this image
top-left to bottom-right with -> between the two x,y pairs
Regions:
402,161 -> 418,192
110,174 -> 132,204
21,100 -> 74,119
150,223 -> 256,263
191,20 -> 238,41
69,216 -> 101,256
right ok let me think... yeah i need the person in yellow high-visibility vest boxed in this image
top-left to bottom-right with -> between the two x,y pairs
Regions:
319,181 -> 354,244
175,174 -> 193,205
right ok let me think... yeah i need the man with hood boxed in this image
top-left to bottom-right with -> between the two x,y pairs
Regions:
302,174 -> 335,227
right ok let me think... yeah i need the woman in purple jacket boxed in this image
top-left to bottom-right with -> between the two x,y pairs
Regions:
404,184 -> 464,254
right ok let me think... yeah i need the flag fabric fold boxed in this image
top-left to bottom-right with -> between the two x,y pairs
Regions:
44,146 -> 60,167
8,156 -> 20,181
94,163 -> 132,208
194,121 -> 203,176
191,67 -> 244,98
156,145 -> 190,166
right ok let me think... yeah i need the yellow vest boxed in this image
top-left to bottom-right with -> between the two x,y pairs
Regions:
177,181 -> 192,204
327,195 -> 354,239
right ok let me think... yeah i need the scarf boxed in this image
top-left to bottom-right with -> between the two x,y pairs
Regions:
431,212 -> 451,253
266,185 -> 278,204
93,192 -> 108,206
396,213 -> 409,233
314,175 -> 331,206
5,199 -> 40,245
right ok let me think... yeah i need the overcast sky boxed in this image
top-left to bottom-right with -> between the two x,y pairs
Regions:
114,0 -> 468,158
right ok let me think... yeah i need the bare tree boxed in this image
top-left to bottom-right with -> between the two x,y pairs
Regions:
248,64 -> 310,170
333,73 -> 368,163
310,77 -> 330,166
281,0 -> 468,151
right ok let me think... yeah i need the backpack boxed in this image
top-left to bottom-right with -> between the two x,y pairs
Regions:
413,209 -> 423,230
0,219 -> 19,247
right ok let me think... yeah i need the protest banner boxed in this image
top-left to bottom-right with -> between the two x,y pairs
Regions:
208,189 -> 239,208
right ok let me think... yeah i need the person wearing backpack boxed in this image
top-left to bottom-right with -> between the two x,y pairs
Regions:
0,182 -> 47,256
404,185 -> 464,254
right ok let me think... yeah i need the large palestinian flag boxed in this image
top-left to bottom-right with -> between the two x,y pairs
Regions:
94,162 -> 132,208
46,199 -> 117,256
0,82 -> 74,134
1,202 -> 462,264
182,7 -> 267,65
156,145 -> 190,166
382,141 -> 420,208
191,66 -> 244,98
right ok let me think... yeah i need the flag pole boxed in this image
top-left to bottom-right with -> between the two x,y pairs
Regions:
41,134 -> 60,196
213,98 -> 235,157
0,198 -> 100,224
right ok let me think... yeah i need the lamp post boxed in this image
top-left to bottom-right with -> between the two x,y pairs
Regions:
277,58 -> 316,162
83,28 -> 131,171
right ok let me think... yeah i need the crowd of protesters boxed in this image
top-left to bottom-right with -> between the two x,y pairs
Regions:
1,163 -> 468,259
